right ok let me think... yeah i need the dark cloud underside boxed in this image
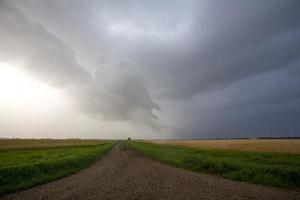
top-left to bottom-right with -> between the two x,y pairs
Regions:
0,0 -> 299,138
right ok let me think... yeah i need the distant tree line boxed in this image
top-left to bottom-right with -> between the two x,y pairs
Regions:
257,136 -> 300,139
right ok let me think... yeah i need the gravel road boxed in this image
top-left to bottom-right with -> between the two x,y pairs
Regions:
3,144 -> 299,200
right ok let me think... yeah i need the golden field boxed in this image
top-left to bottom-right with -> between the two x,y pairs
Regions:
0,139 -> 106,150
150,139 -> 300,154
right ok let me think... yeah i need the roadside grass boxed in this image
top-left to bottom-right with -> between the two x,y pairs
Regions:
0,142 -> 114,196
0,139 -> 107,150
127,141 -> 300,189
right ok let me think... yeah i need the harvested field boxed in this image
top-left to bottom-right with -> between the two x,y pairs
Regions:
150,139 -> 300,154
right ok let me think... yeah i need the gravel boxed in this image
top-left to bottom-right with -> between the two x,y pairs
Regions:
3,144 -> 300,200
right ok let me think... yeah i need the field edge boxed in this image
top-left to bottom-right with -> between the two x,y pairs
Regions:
126,141 -> 300,190
0,141 -> 115,196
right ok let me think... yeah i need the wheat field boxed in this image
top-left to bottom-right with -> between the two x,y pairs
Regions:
150,139 -> 300,154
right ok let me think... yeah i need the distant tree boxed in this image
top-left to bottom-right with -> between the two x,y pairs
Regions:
128,137 -> 131,140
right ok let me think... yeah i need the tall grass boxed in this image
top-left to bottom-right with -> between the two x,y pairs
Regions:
0,142 -> 114,196
127,141 -> 300,188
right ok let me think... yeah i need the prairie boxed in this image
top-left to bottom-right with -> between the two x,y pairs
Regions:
0,139 -> 114,196
0,138 -> 107,150
127,141 -> 300,188
150,139 -> 300,154
5,142 -> 299,200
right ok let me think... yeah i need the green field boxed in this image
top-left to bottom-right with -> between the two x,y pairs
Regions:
0,139 -> 107,150
0,141 -> 114,196
127,141 -> 300,189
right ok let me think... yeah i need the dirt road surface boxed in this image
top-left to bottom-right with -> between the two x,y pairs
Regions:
3,144 -> 299,200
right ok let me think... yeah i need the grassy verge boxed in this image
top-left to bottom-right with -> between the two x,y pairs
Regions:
0,142 -> 114,196
0,139 -> 107,150
127,141 -> 300,189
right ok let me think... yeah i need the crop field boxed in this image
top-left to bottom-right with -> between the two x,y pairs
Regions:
127,141 -> 300,188
2,140 -> 299,200
150,139 -> 300,154
0,139 -> 114,196
0,139 -> 107,150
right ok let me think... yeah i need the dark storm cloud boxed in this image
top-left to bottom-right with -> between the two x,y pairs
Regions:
0,0 -> 299,137
127,0 -> 300,100
170,66 -> 300,138
0,0 -> 160,128
0,1 -> 90,86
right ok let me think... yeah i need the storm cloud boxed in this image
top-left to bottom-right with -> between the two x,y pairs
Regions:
0,0 -> 299,138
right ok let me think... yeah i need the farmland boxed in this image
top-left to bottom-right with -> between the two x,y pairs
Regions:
2,140 -> 299,200
127,140 -> 300,188
150,139 -> 300,154
0,139 -> 114,196
0,139 -> 107,150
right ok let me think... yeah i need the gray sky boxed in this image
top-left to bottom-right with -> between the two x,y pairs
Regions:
0,0 -> 299,139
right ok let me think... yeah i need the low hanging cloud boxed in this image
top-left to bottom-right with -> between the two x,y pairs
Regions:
0,1 -> 161,130
0,0 -> 300,138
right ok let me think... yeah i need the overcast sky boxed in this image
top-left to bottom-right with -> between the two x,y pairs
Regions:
0,0 -> 300,139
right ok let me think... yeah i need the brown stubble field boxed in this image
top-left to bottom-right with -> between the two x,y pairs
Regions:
150,139 -> 300,154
